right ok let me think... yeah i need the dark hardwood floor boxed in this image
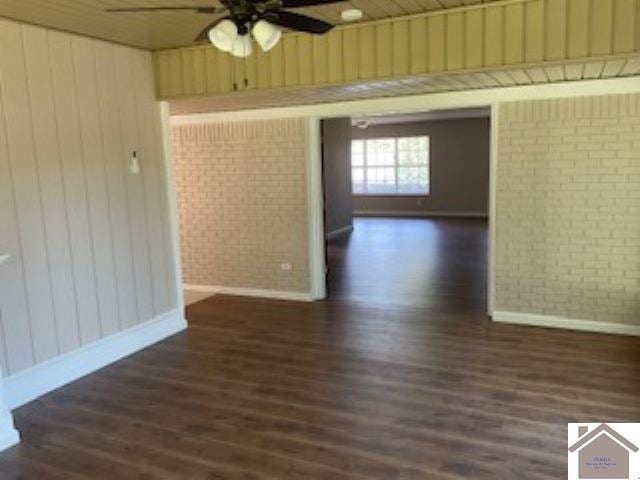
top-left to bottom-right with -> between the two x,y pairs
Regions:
326,218 -> 488,313
1,218 -> 639,479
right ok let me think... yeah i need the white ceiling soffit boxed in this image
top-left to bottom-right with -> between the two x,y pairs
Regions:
351,107 -> 491,126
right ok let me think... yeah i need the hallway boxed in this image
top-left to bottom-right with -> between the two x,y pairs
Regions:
327,217 -> 488,314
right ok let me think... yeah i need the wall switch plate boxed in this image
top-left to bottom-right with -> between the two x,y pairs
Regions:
280,262 -> 293,271
129,151 -> 140,174
0,254 -> 10,266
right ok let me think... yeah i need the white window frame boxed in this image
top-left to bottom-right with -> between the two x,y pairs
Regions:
351,135 -> 430,196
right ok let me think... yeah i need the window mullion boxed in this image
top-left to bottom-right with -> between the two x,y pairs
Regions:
394,138 -> 399,194
363,139 -> 368,194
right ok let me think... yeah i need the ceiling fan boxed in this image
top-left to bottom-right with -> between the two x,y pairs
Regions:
107,0 -> 346,57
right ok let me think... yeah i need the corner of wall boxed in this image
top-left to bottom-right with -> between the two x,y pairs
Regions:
0,398 -> 19,452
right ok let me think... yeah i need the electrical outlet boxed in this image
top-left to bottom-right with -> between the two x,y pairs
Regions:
280,262 -> 292,271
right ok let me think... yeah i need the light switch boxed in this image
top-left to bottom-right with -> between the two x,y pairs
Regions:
129,150 -> 140,174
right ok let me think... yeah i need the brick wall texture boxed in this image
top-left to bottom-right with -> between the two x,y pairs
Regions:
496,94 -> 640,325
173,118 -> 310,293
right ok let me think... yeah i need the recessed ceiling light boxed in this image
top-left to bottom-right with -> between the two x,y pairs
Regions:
341,8 -> 363,22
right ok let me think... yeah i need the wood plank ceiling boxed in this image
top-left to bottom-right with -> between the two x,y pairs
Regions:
0,0 -> 500,50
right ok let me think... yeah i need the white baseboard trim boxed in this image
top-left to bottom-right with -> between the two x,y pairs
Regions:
0,413 -> 19,451
353,210 -> 488,218
326,225 -> 353,239
493,311 -> 640,336
184,284 -> 314,302
4,308 -> 187,410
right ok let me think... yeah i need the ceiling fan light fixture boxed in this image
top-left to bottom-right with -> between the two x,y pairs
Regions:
252,20 -> 282,52
208,19 -> 238,52
230,33 -> 253,58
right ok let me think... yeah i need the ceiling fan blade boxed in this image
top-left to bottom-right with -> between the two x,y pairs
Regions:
194,19 -> 224,42
280,0 -> 346,7
106,6 -> 224,14
266,10 -> 334,34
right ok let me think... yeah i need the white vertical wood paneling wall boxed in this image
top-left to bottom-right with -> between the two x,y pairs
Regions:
0,18 -> 178,376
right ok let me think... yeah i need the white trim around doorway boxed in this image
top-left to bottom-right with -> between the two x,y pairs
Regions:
170,77 -> 640,321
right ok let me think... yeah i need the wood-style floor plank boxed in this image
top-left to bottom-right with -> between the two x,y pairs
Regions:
1,218 -> 638,479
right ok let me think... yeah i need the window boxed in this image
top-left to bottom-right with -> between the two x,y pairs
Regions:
351,136 -> 430,195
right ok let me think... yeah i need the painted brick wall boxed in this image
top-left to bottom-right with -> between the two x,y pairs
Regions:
496,94 -> 640,325
173,118 -> 310,293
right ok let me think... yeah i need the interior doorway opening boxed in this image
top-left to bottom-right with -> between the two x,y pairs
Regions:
320,108 -> 491,315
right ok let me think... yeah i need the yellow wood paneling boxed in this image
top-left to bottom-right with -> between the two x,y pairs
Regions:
427,15 -> 445,72
155,52 -> 171,98
169,57 -> 640,113
343,28 -> 359,81
524,0 -> 544,62
232,57 -> 245,90
327,29 -> 343,83
504,3 -> 524,64
297,36 -> 313,85
244,50 -> 257,90
567,0 -> 589,58
269,41 -> 284,88
192,49 -> 206,95
154,0 -> 640,100
256,49 -> 271,89
180,50 -> 195,96
392,20 -> 410,75
446,12 -> 465,71
409,17 -> 428,74
484,6 -> 503,66
168,51 -> 182,97
613,0 -> 637,53
217,50 -> 233,93
375,23 -> 393,77
464,9 -> 483,68
283,36 -> 299,87
204,49 -> 217,93
358,25 -> 375,79
312,36 -> 328,84
546,0 -> 567,60
591,0 -> 613,55
637,0 -> 640,52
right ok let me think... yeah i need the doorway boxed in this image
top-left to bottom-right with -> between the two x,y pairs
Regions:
320,108 -> 491,315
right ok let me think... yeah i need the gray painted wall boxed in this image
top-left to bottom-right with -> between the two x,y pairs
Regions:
322,118 -> 353,234
352,117 -> 490,216
0,19 -> 177,376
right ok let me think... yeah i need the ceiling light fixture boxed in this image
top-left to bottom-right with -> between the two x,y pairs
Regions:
207,19 -> 238,52
108,1 -> 336,57
252,20 -> 282,52
230,33 -> 253,58
209,20 -> 281,57
341,8 -> 363,22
